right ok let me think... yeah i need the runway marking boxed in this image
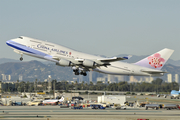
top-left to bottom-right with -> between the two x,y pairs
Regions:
0,116 -> 51,118
1,111 -> 50,112
0,110 -> 162,113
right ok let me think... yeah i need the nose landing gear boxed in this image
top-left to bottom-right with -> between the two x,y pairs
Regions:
20,57 -> 23,61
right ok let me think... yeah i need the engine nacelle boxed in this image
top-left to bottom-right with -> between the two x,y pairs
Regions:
83,59 -> 97,67
56,59 -> 73,66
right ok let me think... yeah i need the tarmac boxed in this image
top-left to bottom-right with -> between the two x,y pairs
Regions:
0,105 -> 180,120
0,95 -> 179,120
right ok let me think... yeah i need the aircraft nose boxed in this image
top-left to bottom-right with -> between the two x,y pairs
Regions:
6,39 -> 16,47
6,40 -> 12,46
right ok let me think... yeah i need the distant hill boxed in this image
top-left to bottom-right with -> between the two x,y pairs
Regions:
0,60 -> 75,82
166,59 -> 180,67
0,57 -> 179,82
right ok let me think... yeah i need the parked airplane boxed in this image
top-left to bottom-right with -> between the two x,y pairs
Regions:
6,36 -> 174,76
170,88 -> 180,99
42,96 -> 64,105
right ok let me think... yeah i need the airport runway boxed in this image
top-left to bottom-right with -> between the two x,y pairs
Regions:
0,106 -> 180,120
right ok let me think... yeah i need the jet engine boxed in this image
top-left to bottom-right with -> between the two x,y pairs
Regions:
56,59 -> 73,66
83,59 -> 97,67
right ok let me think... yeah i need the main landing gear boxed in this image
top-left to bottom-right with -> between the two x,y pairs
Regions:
80,71 -> 87,76
73,69 -> 87,76
74,69 -> 79,75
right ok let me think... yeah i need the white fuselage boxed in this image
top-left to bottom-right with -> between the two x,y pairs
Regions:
6,36 -> 164,76
43,99 -> 59,104
171,90 -> 180,98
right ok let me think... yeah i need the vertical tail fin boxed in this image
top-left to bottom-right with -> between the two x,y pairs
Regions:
59,96 -> 64,102
134,48 -> 174,70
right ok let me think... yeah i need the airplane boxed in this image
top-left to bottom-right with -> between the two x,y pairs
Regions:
170,88 -> 180,99
157,87 -> 180,99
42,96 -> 64,105
6,36 -> 174,76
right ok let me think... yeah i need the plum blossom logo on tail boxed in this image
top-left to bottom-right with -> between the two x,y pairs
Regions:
148,53 -> 165,68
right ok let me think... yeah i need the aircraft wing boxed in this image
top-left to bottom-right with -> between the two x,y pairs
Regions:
52,55 -> 131,66
52,55 -> 131,71
141,70 -> 167,74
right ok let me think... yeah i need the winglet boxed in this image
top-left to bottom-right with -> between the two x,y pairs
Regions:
59,96 -> 64,102
123,55 -> 132,60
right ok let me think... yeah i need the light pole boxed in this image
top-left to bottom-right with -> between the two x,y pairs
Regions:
48,75 -> 51,98
88,92 -> 89,100
44,79 -> 47,95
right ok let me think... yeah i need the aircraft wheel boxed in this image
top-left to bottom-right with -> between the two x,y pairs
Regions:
75,71 -> 79,75
73,69 -> 78,72
20,57 -> 23,61
83,73 -> 87,76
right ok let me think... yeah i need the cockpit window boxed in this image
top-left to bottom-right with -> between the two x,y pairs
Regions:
19,37 -> 23,39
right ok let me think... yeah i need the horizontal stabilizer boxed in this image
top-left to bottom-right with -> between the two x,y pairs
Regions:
141,70 -> 167,74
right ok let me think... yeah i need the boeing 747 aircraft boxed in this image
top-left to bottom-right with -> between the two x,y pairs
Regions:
43,96 -> 64,105
6,36 -> 174,76
170,88 -> 180,99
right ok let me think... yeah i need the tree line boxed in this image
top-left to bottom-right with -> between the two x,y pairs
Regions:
2,78 -> 179,94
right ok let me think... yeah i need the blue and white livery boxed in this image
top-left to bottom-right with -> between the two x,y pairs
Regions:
170,88 -> 180,99
6,36 -> 174,76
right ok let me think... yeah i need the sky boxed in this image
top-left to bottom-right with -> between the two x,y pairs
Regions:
0,0 -> 180,61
